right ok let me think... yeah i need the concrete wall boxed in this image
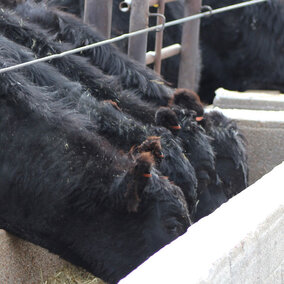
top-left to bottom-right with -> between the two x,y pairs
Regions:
119,161 -> 284,284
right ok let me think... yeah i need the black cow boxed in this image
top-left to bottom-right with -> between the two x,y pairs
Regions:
194,110 -> 248,220
200,111 -> 248,199
78,96 -> 198,216
0,54 -> 190,284
4,0 -> 247,220
3,4 -> 244,221
174,117 -> 222,221
199,0 -> 284,102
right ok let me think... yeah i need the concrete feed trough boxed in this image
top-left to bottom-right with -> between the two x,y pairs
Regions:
0,89 -> 284,283
120,161 -> 284,284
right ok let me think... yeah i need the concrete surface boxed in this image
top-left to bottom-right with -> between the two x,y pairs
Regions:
119,162 -> 284,284
214,88 -> 284,111
211,88 -> 284,185
0,230 -> 68,283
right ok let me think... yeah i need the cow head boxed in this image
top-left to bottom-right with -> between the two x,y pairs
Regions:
61,159 -> 190,283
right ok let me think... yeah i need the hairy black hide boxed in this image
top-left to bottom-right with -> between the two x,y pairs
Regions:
0,57 -> 190,283
78,96 -> 198,216
176,117 -> 228,221
201,111 -> 248,199
0,32 -> 197,217
0,6 -> 119,101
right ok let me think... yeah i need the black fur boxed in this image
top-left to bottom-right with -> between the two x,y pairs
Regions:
201,111 -> 248,199
0,54 -> 190,284
177,118 -> 216,190
0,6 -> 119,101
0,14 -> 162,127
1,0 -> 249,230
174,117 -> 227,221
0,31 -> 197,215
199,0 -> 284,102
0,35 -> 87,105
45,0 -> 84,16
78,96 -> 198,215
0,4 -> 179,127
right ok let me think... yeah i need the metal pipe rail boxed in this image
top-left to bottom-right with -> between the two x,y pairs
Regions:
84,0 -> 113,39
153,0 -> 166,74
125,0 -> 178,66
127,0 -> 150,64
146,44 -> 181,65
178,0 -> 201,90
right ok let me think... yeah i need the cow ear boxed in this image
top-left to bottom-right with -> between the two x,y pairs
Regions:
125,152 -> 154,213
103,100 -> 122,112
155,107 -> 181,132
137,136 -> 163,163
172,89 -> 204,119
172,88 -> 201,106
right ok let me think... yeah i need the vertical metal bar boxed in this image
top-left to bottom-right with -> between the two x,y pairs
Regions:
153,0 -> 166,74
178,0 -> 202,91
84,0 -> 113,39
128,0 -> 150,64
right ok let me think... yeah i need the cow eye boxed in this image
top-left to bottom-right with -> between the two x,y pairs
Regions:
164,218 -> 180,235
165,224 -> 178,234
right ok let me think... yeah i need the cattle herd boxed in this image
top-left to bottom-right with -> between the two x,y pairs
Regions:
2,0 -> 282,283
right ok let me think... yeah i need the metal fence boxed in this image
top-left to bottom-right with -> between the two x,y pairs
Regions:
0,0 -> 268,78
82,0 -> 266,90
84,0 -> 201,89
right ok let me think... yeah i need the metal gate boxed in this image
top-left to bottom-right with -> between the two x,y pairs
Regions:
84,0 -> 201,90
